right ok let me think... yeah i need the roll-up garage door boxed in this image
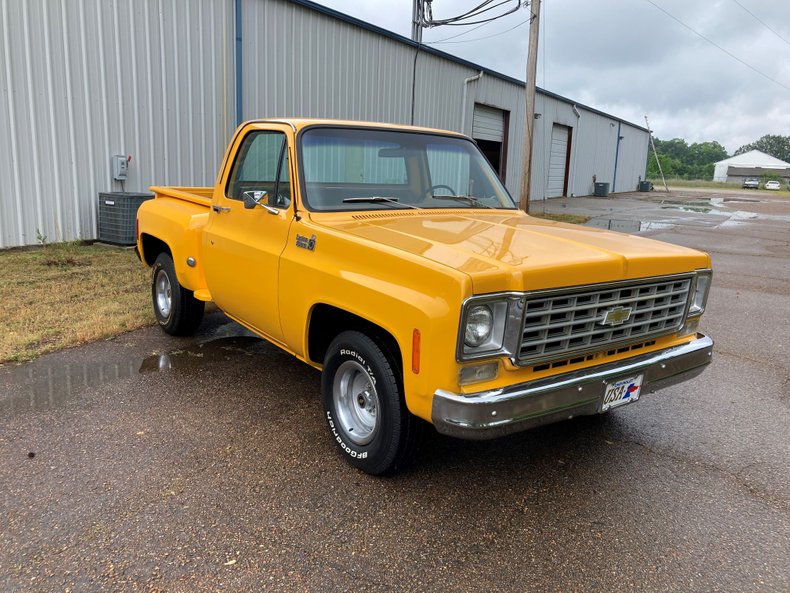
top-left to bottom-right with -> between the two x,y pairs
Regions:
546,124 -> 570,198
472,104 -> 505,142
472,104 -> 508,178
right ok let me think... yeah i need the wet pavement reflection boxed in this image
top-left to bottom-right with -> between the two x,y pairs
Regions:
581,193 -> 790,233
1,359 -> 143,413
138,336 -> 268,374
585,219 -> 675,232
0,321 -> 264,416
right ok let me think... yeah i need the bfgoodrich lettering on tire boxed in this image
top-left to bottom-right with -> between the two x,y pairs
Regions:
322,330 -> 419,475
151,253 -> 205,336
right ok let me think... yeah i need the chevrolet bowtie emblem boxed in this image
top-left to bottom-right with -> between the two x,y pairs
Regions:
600,306 -> 632,326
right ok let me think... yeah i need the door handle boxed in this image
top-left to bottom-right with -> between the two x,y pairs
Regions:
212,205 -> 231,213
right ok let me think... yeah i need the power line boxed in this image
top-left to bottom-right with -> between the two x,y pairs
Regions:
426,12 -> 534,45
426,19 -> 493,43
644,0 -> 790,92
419,0 -> 523,28
731,0 -> 790,47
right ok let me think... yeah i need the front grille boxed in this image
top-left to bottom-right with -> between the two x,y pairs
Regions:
518,276 -> 692,364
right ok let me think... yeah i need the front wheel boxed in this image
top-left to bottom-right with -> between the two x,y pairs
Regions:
322,331 -> 420,475
151,253 -> 204,336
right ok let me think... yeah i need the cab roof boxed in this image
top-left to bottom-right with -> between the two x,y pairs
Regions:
242,118 -> 469,138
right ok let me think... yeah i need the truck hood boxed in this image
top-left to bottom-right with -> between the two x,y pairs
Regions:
314,210 -> 710,293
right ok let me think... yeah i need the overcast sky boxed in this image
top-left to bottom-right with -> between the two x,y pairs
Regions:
316,0 -> 790,155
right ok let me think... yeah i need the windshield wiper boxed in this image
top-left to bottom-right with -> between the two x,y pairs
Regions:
430,194 -> 492,209
341,196 -> 421,209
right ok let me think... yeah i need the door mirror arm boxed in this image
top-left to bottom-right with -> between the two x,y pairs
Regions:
242,190 -> 279,215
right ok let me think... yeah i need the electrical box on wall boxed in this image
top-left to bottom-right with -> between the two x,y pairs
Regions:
111,154 -> 129,181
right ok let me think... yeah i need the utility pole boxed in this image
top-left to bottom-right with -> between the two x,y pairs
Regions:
645,115 -> 669,192
411,0 -> 423,42
519,0 -> 540,213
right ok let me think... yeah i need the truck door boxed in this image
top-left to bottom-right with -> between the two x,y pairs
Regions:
203,127 -> 293,342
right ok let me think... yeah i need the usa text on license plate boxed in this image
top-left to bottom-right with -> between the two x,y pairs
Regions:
602,374 -> 644,411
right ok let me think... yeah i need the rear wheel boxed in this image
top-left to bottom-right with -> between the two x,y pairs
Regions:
322,331 -> 420,475
151,253 -> 204,336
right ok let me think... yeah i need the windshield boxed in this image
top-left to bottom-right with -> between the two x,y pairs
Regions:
299,127 -> 517,212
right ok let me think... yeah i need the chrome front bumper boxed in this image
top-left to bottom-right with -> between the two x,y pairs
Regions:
432,334 -> 714,440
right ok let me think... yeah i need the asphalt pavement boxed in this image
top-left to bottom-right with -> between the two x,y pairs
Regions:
1,189 -> 788,592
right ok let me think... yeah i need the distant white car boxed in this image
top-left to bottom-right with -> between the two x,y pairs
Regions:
764,180 -> 781,190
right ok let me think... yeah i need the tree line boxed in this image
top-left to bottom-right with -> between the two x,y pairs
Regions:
646,134 -> 790,180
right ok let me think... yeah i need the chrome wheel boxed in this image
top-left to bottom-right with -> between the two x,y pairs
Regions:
333,360 -> 379,445
154,269 -> 172,320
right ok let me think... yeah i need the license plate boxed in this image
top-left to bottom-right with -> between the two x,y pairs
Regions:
601,374 -> 644,411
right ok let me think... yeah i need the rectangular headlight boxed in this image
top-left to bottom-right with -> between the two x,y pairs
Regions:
688,269 -> 712,317
458,295 -> 524,361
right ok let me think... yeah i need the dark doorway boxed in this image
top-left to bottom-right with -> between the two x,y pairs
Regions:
477,139 -> 503,176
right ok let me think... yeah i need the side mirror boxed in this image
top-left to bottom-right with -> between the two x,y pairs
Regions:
243,190 -> 268,210
242,190 -> 280,215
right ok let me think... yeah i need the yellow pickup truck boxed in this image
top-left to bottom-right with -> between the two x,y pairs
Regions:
136,118 -> 713,474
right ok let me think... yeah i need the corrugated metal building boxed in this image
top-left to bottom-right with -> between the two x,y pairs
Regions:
0,0 -> 650,248
712,150 -> 790,183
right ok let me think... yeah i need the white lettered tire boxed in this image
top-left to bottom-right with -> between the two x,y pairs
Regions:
322,331 -> 420,475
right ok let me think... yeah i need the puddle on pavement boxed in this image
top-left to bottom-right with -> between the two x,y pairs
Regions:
585,219 -> 675,232
720,198 -> 761,204
139,336 -> 267,374
659,199 -> 712,206
660,204 -> 713,213
656,198 -> 717,214
0,329 -> 265,415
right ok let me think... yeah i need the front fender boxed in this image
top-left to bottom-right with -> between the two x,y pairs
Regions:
279,222 -> 471,423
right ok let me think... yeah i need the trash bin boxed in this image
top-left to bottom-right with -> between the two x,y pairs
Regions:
594,182 -> 610,197
639,180 -> 652,192
97,192 -> 154,245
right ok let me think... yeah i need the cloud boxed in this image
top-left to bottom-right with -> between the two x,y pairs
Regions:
317,0 -> 790,154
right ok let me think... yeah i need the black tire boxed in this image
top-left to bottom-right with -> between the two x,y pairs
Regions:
322,331 -> 420,475
151,252 -> 204,336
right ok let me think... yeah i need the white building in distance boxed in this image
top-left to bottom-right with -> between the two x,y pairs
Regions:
712,150 -> 790,182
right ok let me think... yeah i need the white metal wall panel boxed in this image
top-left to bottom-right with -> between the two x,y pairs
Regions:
472,104 -> 504,142
243,0 -> 415,125
546,124 -> 569,198
0,0 -> 234,248
613,124 -> 650,192
562,111 -> 649,197
712,162 -> 728,182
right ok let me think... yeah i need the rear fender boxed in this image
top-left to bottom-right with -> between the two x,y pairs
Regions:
136,198 -> 209,292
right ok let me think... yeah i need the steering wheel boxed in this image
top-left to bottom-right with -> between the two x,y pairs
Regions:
428,184 -> 457,196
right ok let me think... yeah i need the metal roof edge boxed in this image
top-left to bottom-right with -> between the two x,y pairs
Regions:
285,0 -> 649,133
715,149 -> 790,167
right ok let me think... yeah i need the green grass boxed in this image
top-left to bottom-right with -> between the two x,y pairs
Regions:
647,178 -> 743,190
530,212 -> 592,225
0,243 -> 153,362
648,178 -> 790,195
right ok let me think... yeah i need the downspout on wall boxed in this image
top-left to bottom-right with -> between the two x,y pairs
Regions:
460,71 -> 483,133
612,121 -> 622,192
571,104 -> 581,196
